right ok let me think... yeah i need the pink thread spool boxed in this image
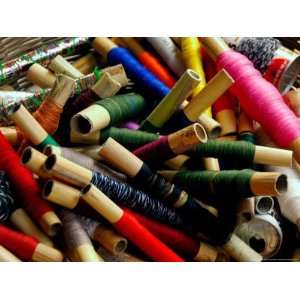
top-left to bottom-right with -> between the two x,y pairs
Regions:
200,37 -> 300,164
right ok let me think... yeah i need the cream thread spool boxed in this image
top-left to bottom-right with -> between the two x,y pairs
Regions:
26,63 -> 56,88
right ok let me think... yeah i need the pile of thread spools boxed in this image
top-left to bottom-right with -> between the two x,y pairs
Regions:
1,37 -> 300,262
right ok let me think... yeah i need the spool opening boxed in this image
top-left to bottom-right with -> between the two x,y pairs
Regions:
187,69 -> 201,82
275,174 -> 288,194
194,123 -> 208,143
256,197 -> 274,214
44,145 -> 53,156
74,115 -> 92,134
249,237 -> 266,253
81,184 -> 92,194
114,239 -> 128,254
43,180 -> 54,197
21,147 -> 33,164
45,155 -> 57,171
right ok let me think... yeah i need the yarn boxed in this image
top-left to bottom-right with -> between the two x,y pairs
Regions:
216,49 -> 300,149
90,171 -> 184,227
125,208 -> 200,257
0,171 -> 15,223
95,93 -> 146,126
168,169 -> 255,199
139,51 -> 176,87
0,224 -> 38,261
133,136 -> 173,162
235,38 -> 281,72
181,37 -> 206,96
0,132 -> 54,225
108,47 -> 170,99
119,121 -> 139,130
113,209 -> 184,262
146,37 -> 185,77
187,140 -> 256,167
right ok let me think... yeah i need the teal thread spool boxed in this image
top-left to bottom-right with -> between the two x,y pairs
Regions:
9,104 -> 59,150
71,93 -> 146,135
159,169 -> 287,198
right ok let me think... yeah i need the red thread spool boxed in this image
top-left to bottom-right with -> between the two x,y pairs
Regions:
81,184 -> 184,262
0,224 -> 37,260
0,132 -> 60,236
123,208 -> 199,257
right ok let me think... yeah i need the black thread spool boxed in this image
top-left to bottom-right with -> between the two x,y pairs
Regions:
0,171 -> 14,223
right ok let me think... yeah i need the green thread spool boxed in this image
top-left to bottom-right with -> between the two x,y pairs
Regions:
159,169 -> 287,198
37,135 -> 59,149
188,140 -> 256,167
140,69 -> 200,132
71,93 -> 146,134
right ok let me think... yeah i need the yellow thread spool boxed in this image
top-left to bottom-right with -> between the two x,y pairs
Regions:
181,37 -> 211,117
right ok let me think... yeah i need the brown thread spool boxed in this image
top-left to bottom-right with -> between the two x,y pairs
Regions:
21,147 -> 50,178
49,55 -> 84,79
26,63 -> 56,88
73,53 -> 97,75
43,180 -> 81,209
0,126 -> 22,146
0,245 -> 21,262
60,209 -> 103,262
10,208 -> 54,247
80,216 -> 127,255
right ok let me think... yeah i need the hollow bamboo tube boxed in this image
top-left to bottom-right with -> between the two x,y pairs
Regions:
26,63 -> 56,88
222,234 -> 263,262
183,69 -> 234,122
10,208 -> 53,246
91,72 -> 121,99
0,245 -> 21,262
70,129 -> 100,144
203,158 -> 220,171
44,154 -> 92,187
254,145 -> 293,167
73,145 -> 103,161
238,110 -> 254,134
141,69 -> 200,129
71,105 -> 111,135
250,172 -> 287,196
49,55 -> 84,79
255,196 -> 274,214
198,115 -> 221,139
47,74 -> 75,107
102,64 -> 128,87
40,211 -> 62,237
216,109 -> 237,136
97,246 -> 144,262
168,123 -> 208,155
121,37 -> 144,56
164,155 -> 190,170
10,104 -> 49,145
92,224 -> 128,255
92,37 -> 117,58
76,244 -> 103,262
31,243 -> 63,262
81,184 -> 123,224
198,37 -> 230,61
0,126 -> 21,146
42,180 -> 81,209
73,53 -> 97,75
193,241 -> 219,262
100,138 -> 143,177
21,147 -> 50,178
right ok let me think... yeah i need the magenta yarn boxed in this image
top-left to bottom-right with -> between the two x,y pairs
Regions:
217,50 -> 300,148
120,121 -> 139,130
